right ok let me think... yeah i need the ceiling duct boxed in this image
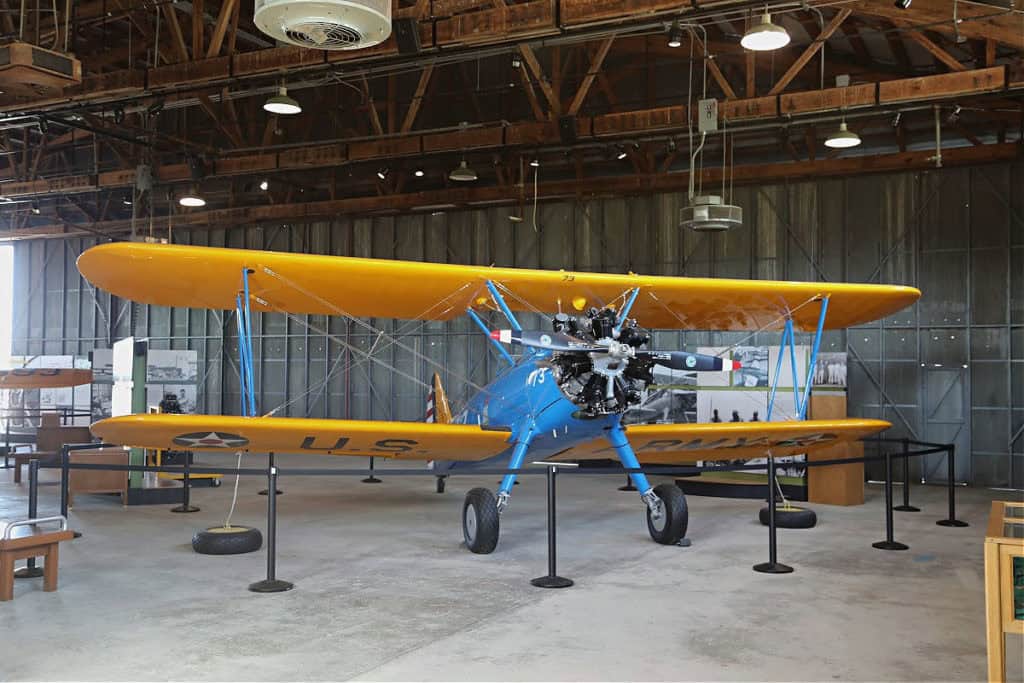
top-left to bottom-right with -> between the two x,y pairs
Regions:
254,0 -> 391,50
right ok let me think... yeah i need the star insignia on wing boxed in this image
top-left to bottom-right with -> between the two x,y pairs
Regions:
172,431 -> 249,448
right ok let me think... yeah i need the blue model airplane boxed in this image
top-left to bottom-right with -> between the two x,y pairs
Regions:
77,242 -> 919,553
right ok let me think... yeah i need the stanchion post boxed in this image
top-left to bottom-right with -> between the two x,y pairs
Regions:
171,453 -> 199,513
362,456 -> 382,484
617,475 -> 637,492
753,456 -> 793,574
249,453 -> 293,593
531,462 -> 574,588
59,445 -> 81,538
936,444 -> 968,527
258,452 -> 283,496
873,450 -> 909,550
893,437 -> 920,512
14,459 -> 45,579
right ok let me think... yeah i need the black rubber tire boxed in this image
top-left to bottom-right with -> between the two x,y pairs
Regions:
462,488 -> 500,554
759,505 -> 817,529
646,483 -> 688,545
192,526 -> 263,555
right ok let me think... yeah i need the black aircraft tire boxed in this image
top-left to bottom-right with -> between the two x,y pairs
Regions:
759,505 -> 817,529
463,488 -> 500,554
646,483 -> 688,545
192,526 -> 263,555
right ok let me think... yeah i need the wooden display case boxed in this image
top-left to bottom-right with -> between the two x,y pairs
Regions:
984,500 -> 1024,682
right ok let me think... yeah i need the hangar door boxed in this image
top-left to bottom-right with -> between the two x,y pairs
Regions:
921,367 -> 970,484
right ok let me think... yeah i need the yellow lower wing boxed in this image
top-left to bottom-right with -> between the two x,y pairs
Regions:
548,419 -> 889,464
92,414 -> 512,460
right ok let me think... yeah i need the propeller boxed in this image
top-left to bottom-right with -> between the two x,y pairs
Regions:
490,330 -> 741,371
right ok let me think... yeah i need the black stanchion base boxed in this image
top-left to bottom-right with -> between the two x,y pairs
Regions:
248,579 -> 294,593
617,483 -> 637,491
872,540 -> 909,550
937,519 -> 969,527
893,505 -> 920,512
257,489 -> 284,496
675,538 -> 692,547
13,566 -> 44,579
361,477 -> 382,484
71,530 -> 82,538
752,562 -> 793,574
530,575 -> 574,588
170,504 -> 200,513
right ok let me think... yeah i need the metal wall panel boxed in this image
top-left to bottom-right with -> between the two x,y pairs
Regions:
10,161 -> 1024,487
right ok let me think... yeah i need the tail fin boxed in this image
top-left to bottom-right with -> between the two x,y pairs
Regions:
425,372 -> 452,424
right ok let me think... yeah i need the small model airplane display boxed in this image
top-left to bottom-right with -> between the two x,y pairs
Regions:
76,242 -> 919,553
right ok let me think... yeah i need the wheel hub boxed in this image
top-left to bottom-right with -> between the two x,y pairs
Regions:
464,505 -> 477,543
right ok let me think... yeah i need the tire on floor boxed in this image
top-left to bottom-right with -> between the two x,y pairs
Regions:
192,525 -> 263,555
758,505 -> 817,529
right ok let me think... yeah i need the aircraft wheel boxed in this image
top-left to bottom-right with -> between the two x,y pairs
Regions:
646,483 -> 688,545
192,525 -> 262,555
462,488 -> 499,554
759,504 -> 816,529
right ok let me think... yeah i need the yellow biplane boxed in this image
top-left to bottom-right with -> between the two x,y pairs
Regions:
77,242 -> 919,553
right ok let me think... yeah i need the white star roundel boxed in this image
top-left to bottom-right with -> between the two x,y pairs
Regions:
172,431 -> 250,448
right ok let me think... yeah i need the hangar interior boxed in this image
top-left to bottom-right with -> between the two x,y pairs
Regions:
1,0 -> 1023,679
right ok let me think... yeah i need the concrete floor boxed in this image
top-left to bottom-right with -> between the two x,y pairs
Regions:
0,454 -> 1019,682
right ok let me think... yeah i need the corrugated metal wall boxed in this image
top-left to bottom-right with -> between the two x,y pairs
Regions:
11,161 -> 1024,487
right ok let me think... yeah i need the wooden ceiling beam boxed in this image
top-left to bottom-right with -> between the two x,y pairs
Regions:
401,64 -> 435,133
519,45 -> 561,117
850,0 -> 1024,50
567,37 -> 615,116
904,29 -> 966,71
769,8 -> 852,95
1,66 -> 1014,201
8,141 -> 1020,241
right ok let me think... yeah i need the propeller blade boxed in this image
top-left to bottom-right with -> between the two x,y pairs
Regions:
490,329 -> 604,353
640,351 -> 741,372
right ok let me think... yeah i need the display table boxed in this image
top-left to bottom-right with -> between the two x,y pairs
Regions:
984,500 -> 1024,682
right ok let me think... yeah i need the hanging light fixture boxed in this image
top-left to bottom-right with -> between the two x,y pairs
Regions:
824,120 -> 861,149
414,168 -> 425,177
741,12 -> 791,51
449,158 -> 477,182
376,168 -> 389,181
263,86 -> 302,115
667,21 -> 685,48
259,179 -> 269,191
178,187 -> 207,207
529,157 -> 540,168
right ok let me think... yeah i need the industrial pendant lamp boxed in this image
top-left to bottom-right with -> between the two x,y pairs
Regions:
178,186 -> 206,207
741,12 -> 790,51
449,158 -> 478,182
824,120 -> 861,149
263,86 -> 302,115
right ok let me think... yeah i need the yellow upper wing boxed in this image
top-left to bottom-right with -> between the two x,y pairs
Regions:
547,418 -> 889,464
91,413 -> 512,460
0,368 -> 93,389
77,242 -> 919,331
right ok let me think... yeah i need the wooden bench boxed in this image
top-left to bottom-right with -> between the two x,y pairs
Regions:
0,517 -> 73,601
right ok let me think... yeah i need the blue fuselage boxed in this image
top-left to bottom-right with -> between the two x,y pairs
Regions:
453,350 -> 614,464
